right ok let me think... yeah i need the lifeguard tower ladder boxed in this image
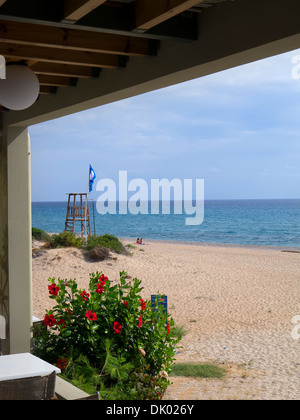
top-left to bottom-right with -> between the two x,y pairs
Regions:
64,193 -> 91,238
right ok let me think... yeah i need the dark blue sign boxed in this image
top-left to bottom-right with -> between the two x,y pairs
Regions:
151,295 -> 167,314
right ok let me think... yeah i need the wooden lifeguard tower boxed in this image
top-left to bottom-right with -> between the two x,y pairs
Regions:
64,193 -> 91,238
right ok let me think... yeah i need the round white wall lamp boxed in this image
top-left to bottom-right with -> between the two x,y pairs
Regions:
0,64 -> 40,111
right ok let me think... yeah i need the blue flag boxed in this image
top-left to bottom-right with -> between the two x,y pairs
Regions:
89,165 -> 96,193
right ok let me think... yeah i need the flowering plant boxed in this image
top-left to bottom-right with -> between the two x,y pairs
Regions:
34,271 -> 181,400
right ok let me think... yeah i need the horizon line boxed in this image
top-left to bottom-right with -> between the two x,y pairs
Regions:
31,197 -> 300,203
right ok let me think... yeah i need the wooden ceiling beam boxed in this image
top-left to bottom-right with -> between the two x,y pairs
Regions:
30,62 -> 100,79
135,0 -> 204,31
0,3 -> 197,42
39,86 -> 58,95
64,0 -> 108,22
0,20 -> 153,57
37,74 -> 76,87
0,44 -> 121,68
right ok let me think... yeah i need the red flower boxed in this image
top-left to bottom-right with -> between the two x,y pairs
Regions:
48,283 -> 60,296
167,322 -> 170,334
140,299 -> 147,310
85,310 -> 97,321
57,358 -> 68,372
96,283 -> 104,295
44,314 -> 56,327
114,321 -> 123,334
99,274 -> 108,284
138,314 -> 143,328
57,319 -> 67,328
80,290 -> 90,301
123,300 -> 128,308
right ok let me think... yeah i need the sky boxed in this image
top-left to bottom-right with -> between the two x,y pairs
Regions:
29,48 -> 300,202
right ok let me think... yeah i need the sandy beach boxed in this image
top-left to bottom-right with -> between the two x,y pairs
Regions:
32,239 -> 300,400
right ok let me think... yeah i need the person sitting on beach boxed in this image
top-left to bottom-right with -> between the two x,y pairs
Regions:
136,238 -> 140,244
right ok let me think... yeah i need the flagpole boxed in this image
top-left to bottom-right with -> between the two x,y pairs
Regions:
84,164 -> 90,245
86,164 -> 96,243
92,199 -> 96,235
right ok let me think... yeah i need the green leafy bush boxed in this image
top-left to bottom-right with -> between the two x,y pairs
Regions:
32,227 -> 52,243
50,231 -> 84,249
84,246 -> 110,261
48,231 -> 124,255
34,271 -> 180,400
86,234 -> 125,254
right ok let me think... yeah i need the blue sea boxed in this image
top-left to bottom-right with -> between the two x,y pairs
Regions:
31,199 -> 300,248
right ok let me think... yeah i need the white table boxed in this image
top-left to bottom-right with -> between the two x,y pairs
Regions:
0,353 -> 61,382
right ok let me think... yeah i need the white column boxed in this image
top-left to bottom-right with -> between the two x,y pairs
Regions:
7,126 -> 32,354
0,118 -> 9,355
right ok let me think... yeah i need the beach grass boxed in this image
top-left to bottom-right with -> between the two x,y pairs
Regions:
85,234 -> 125,254
51,231 -> 84,249
170,325 -> 188,341
170,363 -> 226,379
169,323 -> 223,381
32,228 -> 126,257
32,227 -> 52,243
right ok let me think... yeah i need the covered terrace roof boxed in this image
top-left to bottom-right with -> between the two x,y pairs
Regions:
1,0 -> 299,127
